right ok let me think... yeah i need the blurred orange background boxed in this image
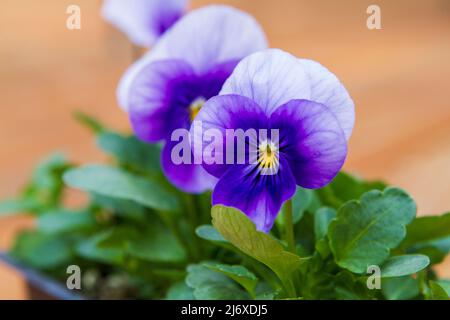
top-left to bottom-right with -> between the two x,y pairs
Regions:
1,0 -> 450,299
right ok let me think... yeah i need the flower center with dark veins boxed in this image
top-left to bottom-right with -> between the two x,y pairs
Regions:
257,140 -> 279,172
189,97 -> 206,122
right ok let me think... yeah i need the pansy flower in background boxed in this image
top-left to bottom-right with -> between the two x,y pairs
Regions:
102,0 -> 189,47
118,5 -> 267,193
192,49 -> 355,232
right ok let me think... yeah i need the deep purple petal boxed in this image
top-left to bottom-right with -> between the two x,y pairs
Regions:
270,99 -> 348,189
299,59 -> 355,140
162,140 -> 217,193
102,0 -> 188,47
117,5 -> 267,110
212,157 -> 296,232
221,49 -> 312,115
128,59 -> 195,143
190,94 -> 269,178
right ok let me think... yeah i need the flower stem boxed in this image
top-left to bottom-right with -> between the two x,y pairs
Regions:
284,199 -> 296,254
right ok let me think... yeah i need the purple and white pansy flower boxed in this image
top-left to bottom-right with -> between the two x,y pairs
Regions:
118,5 -> 268,193
192,49 -> 355,232
102,0 -> 189,47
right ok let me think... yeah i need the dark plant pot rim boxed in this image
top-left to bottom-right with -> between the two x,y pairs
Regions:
0,251 -> 86,300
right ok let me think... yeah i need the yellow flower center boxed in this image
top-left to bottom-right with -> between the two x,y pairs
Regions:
258,140 -> 279,170
189,97 -> 206,122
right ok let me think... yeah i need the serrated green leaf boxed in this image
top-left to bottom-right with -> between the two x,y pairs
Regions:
11,231 -> 72,269
97,132 -> 162,177
37,209 -> 97,234
64,165 -> 180,212
314,207 -> 336,241
195,225 -> 227,243
204,262 -> 258,297
212,205 -> 303,294
186,264 -> 249,300
380,254 -> 429,278
328,188 -> 416,273
382,276 -> 419,300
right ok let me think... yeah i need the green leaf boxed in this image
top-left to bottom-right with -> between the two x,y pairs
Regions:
97,132 -> 162,177
436,280 -> 450,297
64,165 -> 180,212
212,205 -> 303,294
314,207 -> 336,241
277,187 -> 312,226
186,264 -> 249,300
91,193 -> 147,222
328,188 -> 416,273
37,209 -> 97,234
74,111 -> 105,133
166,282 -> 195,300
195,225 -> 227,243
0,198 -> 39,217
321,171 -> 386,207
402,212 -> 450,248
75,231 -> 125,265
382,276 -> 419,300
127,223 -> 187,263
427,281 -> 449,300
380,254 -> 430,278
204,262 -> 258,297
11,231 -> 72,269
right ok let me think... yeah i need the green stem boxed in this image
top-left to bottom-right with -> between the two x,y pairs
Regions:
284,200 -> 296,254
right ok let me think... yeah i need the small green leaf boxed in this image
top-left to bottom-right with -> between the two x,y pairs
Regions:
436,280 -> 450,297
314,207 -> 336,241
64,165 -> 180,212
195,225 -> 227,243
204,262 -> 258,297
402,212 -> 450,248
328,188 -> 416,273
74,111 -> 105,133
37,209 -> 97,234
427,281 -> 449,300
212,205 -> 303,293
11,231 -> 72,269
380,254 -> 430,278
186,264 -> 249,300
277,187 -> 312,226
0,198 -> 39,217
97,132 -> 162,177
382,276 -> 419,300
91,193 -> 147,222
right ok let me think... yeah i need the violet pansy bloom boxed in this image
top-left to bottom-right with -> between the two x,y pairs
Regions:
192,49 -> 355,232
119,6 -> 267,193
102,0 -> 189,47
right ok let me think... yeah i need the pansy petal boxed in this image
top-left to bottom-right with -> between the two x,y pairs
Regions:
270,99 -> 347,189
162,140 -> 217,193
299,59 -> 355,140
117,5 -> 267,110
128,59 -> 195,142
221,49 -> 311,115
191,94 -> 269,178
102,0 -> 188,47
212,157 -> 296,232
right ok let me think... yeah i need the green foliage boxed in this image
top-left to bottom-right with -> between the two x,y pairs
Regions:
328,188 -> 416,273
3,113 -> 450,300
64,165 -> 180,212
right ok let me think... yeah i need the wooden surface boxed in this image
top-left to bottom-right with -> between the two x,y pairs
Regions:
1,0 -> 450,299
